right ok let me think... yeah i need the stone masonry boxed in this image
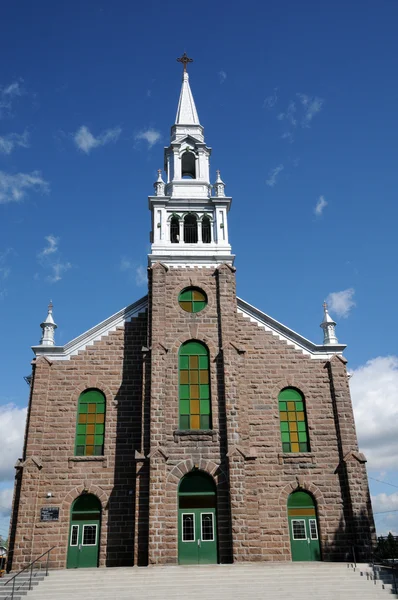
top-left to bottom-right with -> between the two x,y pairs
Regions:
8,262 -> 375,570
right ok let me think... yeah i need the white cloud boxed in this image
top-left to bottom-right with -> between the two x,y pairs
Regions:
135,265 -> 147,286
47,261 -> 72,283
38,234 -> 58,259
264,88 -> 278,109
0,80 -> 24,118
351,356 -> 398,471
218,71 -> 227,84
0,248 -> 13,281
37,235 -> 72,283
278,101 -> 297,127
372,492 -> 398,515
120,258 -> 147,286
266,164 -> 284,187
297,93 -> 324,127
0,170 -> 49,204
73,125 -> 121,154
135,128 -> 161,149
314,195 -> 327,216
0,404 -> 27,482
372,490 -> 398,536
0,131 -> 29,155
326,288 -> 355,318
0,487 -> 13,518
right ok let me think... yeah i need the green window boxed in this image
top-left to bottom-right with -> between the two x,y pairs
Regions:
279,388 -> 310,453
178,287 -> 207,313
75,389 -> 105,456
179,341 -> 211,430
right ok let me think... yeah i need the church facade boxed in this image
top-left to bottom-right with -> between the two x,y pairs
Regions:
8,59 -> 375,570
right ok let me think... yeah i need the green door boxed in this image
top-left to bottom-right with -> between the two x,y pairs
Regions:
178,471 -> 218,565
179,509 -> 217,565
67,494 -> 101,568
288,491 -> 321,561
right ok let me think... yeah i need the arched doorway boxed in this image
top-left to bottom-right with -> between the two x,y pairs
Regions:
178,471 -> 217,565
288,491 -> 321,561
67,494 -> 101,568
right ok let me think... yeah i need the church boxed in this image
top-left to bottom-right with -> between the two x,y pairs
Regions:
8,55 -> 375,570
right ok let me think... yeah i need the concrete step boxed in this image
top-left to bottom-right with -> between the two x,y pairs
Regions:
24,564 -> 393,600
3,563 -> 396,600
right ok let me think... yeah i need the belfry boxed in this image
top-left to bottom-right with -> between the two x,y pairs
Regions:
8,57 -> 375,570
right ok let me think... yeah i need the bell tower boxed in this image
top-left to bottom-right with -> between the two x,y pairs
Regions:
148,54 -> 234,267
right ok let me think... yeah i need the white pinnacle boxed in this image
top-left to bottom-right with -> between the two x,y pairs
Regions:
320,302 -> 339,345
40,301 -> 57,346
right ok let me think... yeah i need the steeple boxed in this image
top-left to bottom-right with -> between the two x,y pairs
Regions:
40,301 -> 57,346
175,71 -> 200,126
148,56 -> 234,268
320,302 -> 339,345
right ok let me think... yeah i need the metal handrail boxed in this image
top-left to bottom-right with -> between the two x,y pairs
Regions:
4,546 -> 56,600
373,559 -> 398,595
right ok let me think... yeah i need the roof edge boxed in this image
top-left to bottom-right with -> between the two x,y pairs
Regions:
237,297 -> 346,357
32,295 -> 148,360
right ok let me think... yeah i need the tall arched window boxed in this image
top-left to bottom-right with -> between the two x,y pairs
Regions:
202,216 -> 211,243
179,341 -> 211,430
75,389 -> 105,456
278,388 -> 309,452
181,151 -> 196,178
184,214 -> 198,243
170,215 -> 180,243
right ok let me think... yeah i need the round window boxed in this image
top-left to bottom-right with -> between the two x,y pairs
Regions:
178,287 -> 207,313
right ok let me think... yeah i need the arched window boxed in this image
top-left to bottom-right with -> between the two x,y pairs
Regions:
170,215 -> 180,243
278,388 -> 309,452
202,216 -> 211,243
179,341 -> 211,430
75,389 -> 105,456
181,151 -> 196,178
184,214 -> 198,243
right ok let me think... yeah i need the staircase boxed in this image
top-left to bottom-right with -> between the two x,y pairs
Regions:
0,570 -> 46,600
9,563 -> 395,600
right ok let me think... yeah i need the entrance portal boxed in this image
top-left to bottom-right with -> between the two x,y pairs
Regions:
67,494 -> 101,568
288,491 -> 321,561
178,471 -> 218,565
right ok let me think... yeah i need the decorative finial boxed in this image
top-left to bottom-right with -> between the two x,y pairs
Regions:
177,52 -> 193,73
214,169 -> 225,197
320,301 -> 338,345
40,301 -> 57,346
154,169 -> 165,196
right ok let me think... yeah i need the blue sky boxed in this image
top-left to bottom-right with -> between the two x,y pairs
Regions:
1,0 -> 398,541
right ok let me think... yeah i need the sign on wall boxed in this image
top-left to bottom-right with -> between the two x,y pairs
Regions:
40,507 -> 59,522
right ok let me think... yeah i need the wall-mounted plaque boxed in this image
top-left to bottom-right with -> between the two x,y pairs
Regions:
40,507 -> 59,521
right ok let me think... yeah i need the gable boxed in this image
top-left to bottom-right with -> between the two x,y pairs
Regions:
33,296 -> 148,361
237,297 -> 346,359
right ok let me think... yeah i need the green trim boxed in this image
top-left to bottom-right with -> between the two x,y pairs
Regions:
179,342 -> 211,430
278,388 -> 310,453
178,287 -> 208,314
74,390 -> 106,457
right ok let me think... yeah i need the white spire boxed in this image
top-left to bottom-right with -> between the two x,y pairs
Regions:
154,169 -> 165,196
320,302 -> 339,345
214,170 -> 225,197
175,71 -> 200,125
40,301 -> 57,346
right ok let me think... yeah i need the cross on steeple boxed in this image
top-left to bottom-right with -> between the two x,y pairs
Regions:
177,52 -> 193,73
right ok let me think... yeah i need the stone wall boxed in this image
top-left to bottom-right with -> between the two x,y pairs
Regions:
8,312 -> 147,571
8,263 -> 375,570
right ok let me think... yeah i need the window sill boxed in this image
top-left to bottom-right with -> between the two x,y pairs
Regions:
278,452 -> 315,466
68,456 -> 108,468
173,429 -> 217,443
